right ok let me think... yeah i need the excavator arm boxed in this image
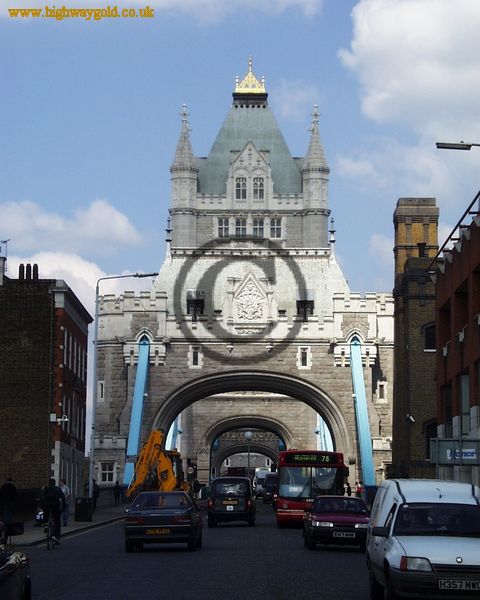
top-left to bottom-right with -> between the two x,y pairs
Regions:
126,430 -> 165,499
126,430 -> 189,498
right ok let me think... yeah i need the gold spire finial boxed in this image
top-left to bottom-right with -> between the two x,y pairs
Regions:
235,57 -> 266,94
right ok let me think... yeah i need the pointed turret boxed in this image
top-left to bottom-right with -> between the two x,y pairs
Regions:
170,104 -> 198,174
170,104 -> 199,246
303,105 -> 329,172
302,105 -> 330,210
301,105 -> 330,248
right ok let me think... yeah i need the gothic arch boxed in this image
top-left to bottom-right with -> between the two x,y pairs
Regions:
134,328 -> 154,343
203,415 -> 292,449
213,442 -> 278,474
152,369 -> 353,459
344,329 -> 366,344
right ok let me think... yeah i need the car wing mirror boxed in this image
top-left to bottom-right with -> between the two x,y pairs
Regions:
371,526 -> 389,537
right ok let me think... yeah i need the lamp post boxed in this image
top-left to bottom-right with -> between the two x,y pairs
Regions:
88,271 -> 158,499
244,430 -> 253,479
436,141 -> 480,151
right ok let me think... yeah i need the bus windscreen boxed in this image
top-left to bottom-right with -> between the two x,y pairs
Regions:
278,465 -> 338,498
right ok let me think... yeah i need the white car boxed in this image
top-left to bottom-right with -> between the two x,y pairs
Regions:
366,479 -> 480,599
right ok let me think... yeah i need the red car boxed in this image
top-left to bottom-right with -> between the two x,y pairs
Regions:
303,495 -> 369,551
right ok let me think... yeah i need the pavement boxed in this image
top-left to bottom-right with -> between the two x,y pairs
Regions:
5,504 -> 126,547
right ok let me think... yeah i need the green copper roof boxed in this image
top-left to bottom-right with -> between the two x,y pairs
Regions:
198,104 -> 302,195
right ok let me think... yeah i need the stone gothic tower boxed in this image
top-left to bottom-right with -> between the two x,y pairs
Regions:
93,60 -> 394,487
168,58 -> 331,251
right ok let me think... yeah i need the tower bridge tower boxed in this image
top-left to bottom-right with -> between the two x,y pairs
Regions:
93,60 -> 394,487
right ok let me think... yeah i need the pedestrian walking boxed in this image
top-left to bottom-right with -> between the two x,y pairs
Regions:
345,482 -> 352,496
355,480 -> 364,498
0,477 -> 17,524
59,478 -> 71,526
113,481 -> 121,507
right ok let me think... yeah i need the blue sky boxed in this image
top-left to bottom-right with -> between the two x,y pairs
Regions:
2,0 -> 480,315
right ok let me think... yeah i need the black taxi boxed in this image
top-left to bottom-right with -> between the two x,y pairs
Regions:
207,477 -> 255,527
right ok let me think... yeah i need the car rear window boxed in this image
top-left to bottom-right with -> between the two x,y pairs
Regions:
264,477 -> 278,491
213,481 -> 248,496
133,493 -> 190,509
312,498 -> 368,514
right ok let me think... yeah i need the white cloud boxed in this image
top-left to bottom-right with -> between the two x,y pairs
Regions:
369,233 -> 392,267
2,0 -> 323,22
336,136 -> 447,194
271,80 -> 321,122
339,0 -> 480,133
437,221 -> 453,250
336,154 -> 384,186
6,252 -> 157,316
366,233 -> 393,292
1,199 -> 141,258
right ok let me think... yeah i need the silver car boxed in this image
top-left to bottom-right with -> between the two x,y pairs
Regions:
366,479 -> 480,599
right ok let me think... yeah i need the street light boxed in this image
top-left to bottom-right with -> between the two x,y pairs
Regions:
427,141 -> 480,274
244,431 -> 253,479
436,141 -> 480,151
88,271 -> 158,499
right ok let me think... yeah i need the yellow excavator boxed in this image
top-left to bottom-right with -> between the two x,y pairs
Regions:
125,430 -> 189,499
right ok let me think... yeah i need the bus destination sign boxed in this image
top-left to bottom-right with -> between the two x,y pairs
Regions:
283,452 -> 335,465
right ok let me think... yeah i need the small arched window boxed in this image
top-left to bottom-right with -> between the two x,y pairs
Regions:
253,177 -> 264,199
235,177 -> 247,199
235,218 -> 247,237
253,218 -> 264,237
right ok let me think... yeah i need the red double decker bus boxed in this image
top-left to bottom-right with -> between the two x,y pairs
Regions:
276,450 -> 346,526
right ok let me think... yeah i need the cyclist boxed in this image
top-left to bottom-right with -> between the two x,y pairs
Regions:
40,478 -> 66,545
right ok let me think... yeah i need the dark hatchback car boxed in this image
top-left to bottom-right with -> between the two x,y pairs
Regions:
263,473 -> 278,505
207,477 -> 255,527
303,495 -> 369,551
124,491 -> 202,552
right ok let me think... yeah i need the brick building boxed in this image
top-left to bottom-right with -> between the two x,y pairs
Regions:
0,257 -> 92,501
392,198 -> 439,478
435,192 -> 480,485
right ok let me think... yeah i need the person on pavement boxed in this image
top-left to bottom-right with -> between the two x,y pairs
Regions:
40,478 -> 66,544
59,478 -> 71,526
113,481 -> 121,507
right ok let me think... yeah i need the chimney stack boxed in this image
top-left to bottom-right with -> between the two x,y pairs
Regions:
0,256 -> 5,286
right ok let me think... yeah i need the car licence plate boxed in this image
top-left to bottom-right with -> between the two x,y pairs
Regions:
226,505 -> 234,511
223,500 -> 238,505
146,528 -> 170,535
333,532 -> 355,538
439,580 -> 480,591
